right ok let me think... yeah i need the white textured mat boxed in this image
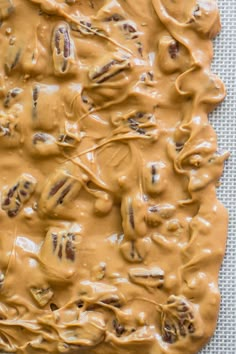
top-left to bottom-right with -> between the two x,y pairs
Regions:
201,1 -> 236,353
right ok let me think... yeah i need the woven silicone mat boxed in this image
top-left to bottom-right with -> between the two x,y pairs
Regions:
200,1 -> 236,353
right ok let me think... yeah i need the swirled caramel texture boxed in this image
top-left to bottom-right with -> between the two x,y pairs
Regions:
0,0 -> 229,353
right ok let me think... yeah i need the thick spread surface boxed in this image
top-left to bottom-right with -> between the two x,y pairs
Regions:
0,0 -> 229,353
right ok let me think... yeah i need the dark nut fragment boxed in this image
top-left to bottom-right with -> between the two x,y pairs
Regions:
119,20 -> 139,39
32,84 -> 40,119
128,266 -> 164,288
52,22 -> 76,75
120,238 -> 151,263
0,0 -> 14,20
113,319 -> 125,337
38,163 -> 81,215
157,36 -> 189,74
89,56 -> 131,84
105,13 -> 125,22
0,106 -> 21,147
1,174 -> 37,217
30,287 -> 53,307
161,295 -> 200,343
32,132 -> 60,156
168,41 -> 179,59
4,88 -> 23,108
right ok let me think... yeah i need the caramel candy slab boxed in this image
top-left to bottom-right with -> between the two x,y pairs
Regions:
0,0 -> 228,354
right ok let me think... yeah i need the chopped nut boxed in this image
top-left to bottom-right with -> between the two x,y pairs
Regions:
89,56 -> 130,84
120,20 -> 139,39
128,266 -> 164,288
38,163 -> 81,215
105,13 -> 125,22
1,174 -> 37,217
4,87 -> 23,108
51,22 -> 76,76
143,161 -> 167,195
30,287 -> 53,307
32,132 -> 60,156
161,295 -> 200,343
113,319 -> 125,337
120,238 -> 151,263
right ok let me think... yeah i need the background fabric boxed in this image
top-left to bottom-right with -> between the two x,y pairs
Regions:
201,1 -> 236,353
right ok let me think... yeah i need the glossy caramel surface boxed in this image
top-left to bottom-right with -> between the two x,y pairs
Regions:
0,0 -> 228,353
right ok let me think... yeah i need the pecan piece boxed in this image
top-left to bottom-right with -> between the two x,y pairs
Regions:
4,88 -> 23,108
1,174 -> 37,217
120,20 -> 139,39
89,56 -> 130,84
105,13 -> 124,22
113,319 -> 125,337
30,287 -> 54,307
121,194 -> 147,240
32,132 -> 59,156
0,0 -> 14,20
31,83 -> 60,131
128,266 -> 164,288
146,204 -> 176,227
4,45 -> 21,73
52,22 -> 76,76
143,161 -> 167,195
161,295 -> 201,343
39,227 -> 80,282
38,163 -> 81,215
120,238 -> 151,263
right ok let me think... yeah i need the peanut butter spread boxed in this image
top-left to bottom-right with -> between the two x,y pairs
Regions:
0,0 -> 229,353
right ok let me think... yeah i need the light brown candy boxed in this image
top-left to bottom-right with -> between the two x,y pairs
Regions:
3,88 -> 23,108
121,194 -> 147,241
0,105 -> 22,148
31,83 -> 60,131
